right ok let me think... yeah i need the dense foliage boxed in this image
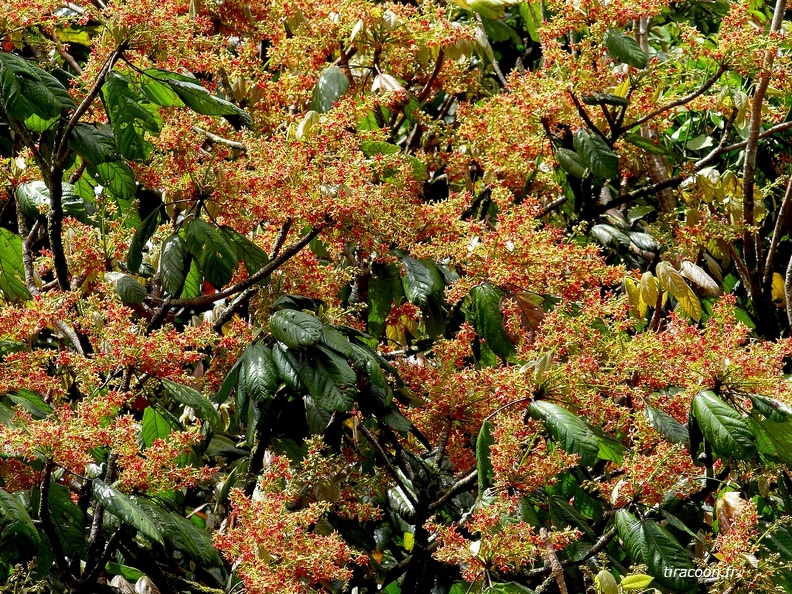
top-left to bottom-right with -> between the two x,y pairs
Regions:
4,0 -> 792,592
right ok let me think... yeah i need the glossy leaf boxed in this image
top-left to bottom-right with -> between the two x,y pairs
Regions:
160,234 -> 188,296
530,401 -> 599,466
92,480 -> 164,545
604,29 -> 648,68
270,309 -> 323,348
185,219 -> 237,288
691,390 -> 756,460
573,129 -> 620,180
162,379 -> 221,430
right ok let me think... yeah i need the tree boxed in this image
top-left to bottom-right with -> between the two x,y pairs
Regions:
2,0 -> 792,592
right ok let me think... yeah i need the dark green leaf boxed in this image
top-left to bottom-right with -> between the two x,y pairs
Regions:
691,390 -> 755,460
401,254 -> 443,307
749,394 -> 792,422
127,207 -> 162,274
185,219 -> 237,288
555,148 -> 588,179
604,29 -> 648,69
102,72 -> 159,161
469,283 -> 516,362
573,129 -> 620,180
113,273 -> 147,304
0,53 -> 74,121
645,405 -> 689,444
272,343 -> 305,391
163,78 -> 251,124
623,132 -> 670,155
162,379 -> 221,430
298,345 -> 357,411
160,234 -> 188,296
136,499 -> 222,566
270,309 -> 323,348
239,343 -> 279,403
529,401 -> 599,466
179,259 -> 202,299
305,395 -> 332,434
91,480 -> 164,545
220,226 -> 269,277
380,404 -> 411,432
68,124 -> 118,165
0,489 -> 41,546
615,509 -> 696,592
94,161 -> 136,201
477,420 -> 495,495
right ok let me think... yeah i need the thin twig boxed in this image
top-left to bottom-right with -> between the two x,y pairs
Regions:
192,126 -> 246,151
763,175 -> 792,286
359,423 -> 419,508
631,65 -> 728,129
170,222 -> 327,307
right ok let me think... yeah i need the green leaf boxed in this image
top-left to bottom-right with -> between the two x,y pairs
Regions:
220,226 -> 269,277
105,563 -> 146,581
691,390 -> 756,460
140,71 -> 184,107
0,228 -> 31,301
520,2 -> 542,42
0,489 -> 41,546
367,264 -> 399,339
185,219 -> 237,288
141,406 -> 175,447
68,124 -> 118,165
360,140 -> 401,157
469,283 -> 516,362
615,509 -> 696,592
645,405 -> 689,445
477,420 -> 495,495
102,72 -> 159,161
298,345 -> 357,411
623,132 -> 670,155
556,148 -> 588,179
604,29 -> 648,69
127,207 -> 162,274
48,482 -> 87,557
136,499 -> 222,566
92,480 -> 164,545
8,389 -> 52,419
311,66 -> 350,113
749,394 -> 792,422
0,53 -> 75,121
16,180 -> 88,222
530,401 -> 599,466
573,129 -> 620,180
94,161 -> 136,201
112,273 -> 147,304
179,259 -> 202,299
163,78 -> 251,124
160,234 -> 188,296
272,343 -> 305,391
752,417 -> 792,466
380,404 -> 411,432
401,254 -> 443,307
270,309 -> 323,348
239,343 -> 279,403
305,395 -> 332,434
162,379 -> 221,430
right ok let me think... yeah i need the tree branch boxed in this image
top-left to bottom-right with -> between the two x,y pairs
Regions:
428,468 -> 477,513
631,64 -> 728,129
763,174 -> 792,286
170,221 -> 327,307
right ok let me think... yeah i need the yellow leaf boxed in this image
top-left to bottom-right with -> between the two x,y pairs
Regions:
624,277 -> 646,318
639,272 -> 659,307
403,532 -> 415,552
772,272 -> 786,307
656,261 -> 701,321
